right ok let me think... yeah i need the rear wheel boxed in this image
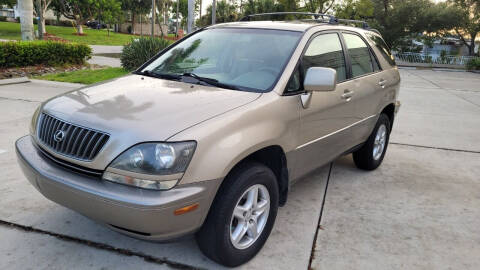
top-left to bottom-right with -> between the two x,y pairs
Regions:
196,162 -> 279,267
353,114 -> 391,170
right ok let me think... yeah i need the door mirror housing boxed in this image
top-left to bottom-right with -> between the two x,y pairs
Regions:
303,67 -> 337,92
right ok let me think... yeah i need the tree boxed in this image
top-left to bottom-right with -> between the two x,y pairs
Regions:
307,0 -> 334,14
171,0 -> 199,28
33,0 -> 52,35
335,0 -> 374,20
243,0 -> 281,15
95,0 -> 122,35
336,0 -> 459,50
121,0 -> 152,34
0,0 -> 16,7
197,0 -> 237,26
52,0 -> 95,34
18,0 -> 34,40
447,0 -> 480,56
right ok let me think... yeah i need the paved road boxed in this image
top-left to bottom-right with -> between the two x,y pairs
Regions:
0,69 -> 479,269
88,45 -> 123,68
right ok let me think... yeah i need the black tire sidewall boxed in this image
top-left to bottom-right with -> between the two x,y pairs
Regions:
197,162 -> 279,267
354,114 -> 391,170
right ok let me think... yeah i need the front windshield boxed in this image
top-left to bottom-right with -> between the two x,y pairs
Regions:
141,28 -> 302,92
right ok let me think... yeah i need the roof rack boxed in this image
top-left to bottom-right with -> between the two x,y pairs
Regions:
334,18 -> 369,29
239,12 -> 370,30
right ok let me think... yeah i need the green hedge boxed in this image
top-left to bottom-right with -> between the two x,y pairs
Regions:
0,41 -> 92,68
466,58 -> 480,71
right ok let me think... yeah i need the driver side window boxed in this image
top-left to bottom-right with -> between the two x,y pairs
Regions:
302,33 -> 347,82
285,33 -> 347,93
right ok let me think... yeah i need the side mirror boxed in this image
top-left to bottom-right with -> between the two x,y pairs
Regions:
303,67 -> 337,92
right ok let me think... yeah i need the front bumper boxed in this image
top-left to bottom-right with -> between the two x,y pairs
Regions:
16,135 -> 221,241
395,100 -> 401,114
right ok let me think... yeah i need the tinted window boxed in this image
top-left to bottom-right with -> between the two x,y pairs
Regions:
343,33 -> 374,77
286,68 -> 301,92
302,33 -> 347,82
142,28 -> 302,92
366,33 -> 396,66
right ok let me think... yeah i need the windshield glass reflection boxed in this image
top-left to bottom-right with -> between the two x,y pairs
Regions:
142,28 -> 302,92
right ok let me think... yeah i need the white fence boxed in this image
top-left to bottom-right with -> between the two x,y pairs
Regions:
393,52 -> 479,66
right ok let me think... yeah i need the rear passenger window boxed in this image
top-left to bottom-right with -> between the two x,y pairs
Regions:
302,33 -> 347,82
366,33 -> 396,66
343,33 -> 374,77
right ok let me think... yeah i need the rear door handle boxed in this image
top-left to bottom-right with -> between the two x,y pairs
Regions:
379,79 -> 387,88
341,90 -> 354,100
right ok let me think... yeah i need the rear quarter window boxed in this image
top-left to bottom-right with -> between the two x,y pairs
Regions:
365,33 -> 396,67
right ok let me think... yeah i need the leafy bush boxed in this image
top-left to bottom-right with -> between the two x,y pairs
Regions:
44,19 -> 73,27
0,41 -> 92,68
466,58 -> 480,71
0,16 -> 7,22
121,37 -> 171,71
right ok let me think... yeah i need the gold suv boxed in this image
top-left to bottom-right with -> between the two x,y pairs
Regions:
16,13 -> 400,267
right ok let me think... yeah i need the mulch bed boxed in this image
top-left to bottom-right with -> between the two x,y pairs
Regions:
0,64 -> 102,80
43,33 -> 68,42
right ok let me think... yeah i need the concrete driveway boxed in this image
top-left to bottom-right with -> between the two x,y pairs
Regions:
0,69 -> 479,269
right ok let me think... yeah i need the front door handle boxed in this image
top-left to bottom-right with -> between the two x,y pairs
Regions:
341,89 -> 354,100
379,79 -> 387,88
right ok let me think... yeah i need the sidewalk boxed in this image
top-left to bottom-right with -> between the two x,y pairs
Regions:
88,45 -> 123,68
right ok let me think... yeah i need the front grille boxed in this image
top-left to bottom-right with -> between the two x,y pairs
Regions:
35,144 -> 103,177
37,113 -> 110,161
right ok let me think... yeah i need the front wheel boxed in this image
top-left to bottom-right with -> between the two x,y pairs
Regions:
196,162 -> 279,267
353,114 -> 391,170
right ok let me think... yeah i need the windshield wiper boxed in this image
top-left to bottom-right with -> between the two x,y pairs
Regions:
182,73 -> 240,90
138,70 -> 181,80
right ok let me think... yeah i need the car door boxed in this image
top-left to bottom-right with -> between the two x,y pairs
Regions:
287,32 -> 359,179
340,32 -> 385,145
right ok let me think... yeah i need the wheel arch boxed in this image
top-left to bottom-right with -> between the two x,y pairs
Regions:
381,103 -> 395,129
221,145 -> 289,207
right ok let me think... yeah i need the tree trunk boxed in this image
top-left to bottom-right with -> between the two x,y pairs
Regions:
188,0 -> 194,32
151,0 -> 155,37
212,0 -> 216,25
76,24 -> 84,34
19,0 -> 35,40
132,12 -> 136,34
176,0 -> 179,37
468,34 -> 476,56
41,18 -> 46,34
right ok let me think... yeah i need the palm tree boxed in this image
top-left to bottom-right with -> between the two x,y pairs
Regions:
212,0 -> 216,24
18,0 -> 34,40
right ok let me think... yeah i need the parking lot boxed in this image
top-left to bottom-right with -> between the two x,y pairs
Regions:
0,69 -> 479,269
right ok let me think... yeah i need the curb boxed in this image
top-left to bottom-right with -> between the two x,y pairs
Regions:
29,79 -> 85,88
0,77 -> 30,86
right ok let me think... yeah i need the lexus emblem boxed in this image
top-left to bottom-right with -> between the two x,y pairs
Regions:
53,130 -> 65,142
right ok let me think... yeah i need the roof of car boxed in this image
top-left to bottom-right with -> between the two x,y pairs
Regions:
207,21 -> 365,33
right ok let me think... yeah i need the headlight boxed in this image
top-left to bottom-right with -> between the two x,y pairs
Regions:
103,142 -> 196,190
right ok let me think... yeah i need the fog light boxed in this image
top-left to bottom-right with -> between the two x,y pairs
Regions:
102,171 -> 178,190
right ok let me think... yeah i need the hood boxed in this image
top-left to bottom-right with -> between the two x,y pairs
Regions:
41,75 -> 261,169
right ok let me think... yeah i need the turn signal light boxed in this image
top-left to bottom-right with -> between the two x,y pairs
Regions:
174,203 -> 199,215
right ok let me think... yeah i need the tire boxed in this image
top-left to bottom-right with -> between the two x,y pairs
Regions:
196,162 -> 279,267
353,114 -> 391,170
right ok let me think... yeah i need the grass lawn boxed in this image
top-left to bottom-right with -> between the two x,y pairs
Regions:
0,22 -> 139,45
36,67 -> 129,84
